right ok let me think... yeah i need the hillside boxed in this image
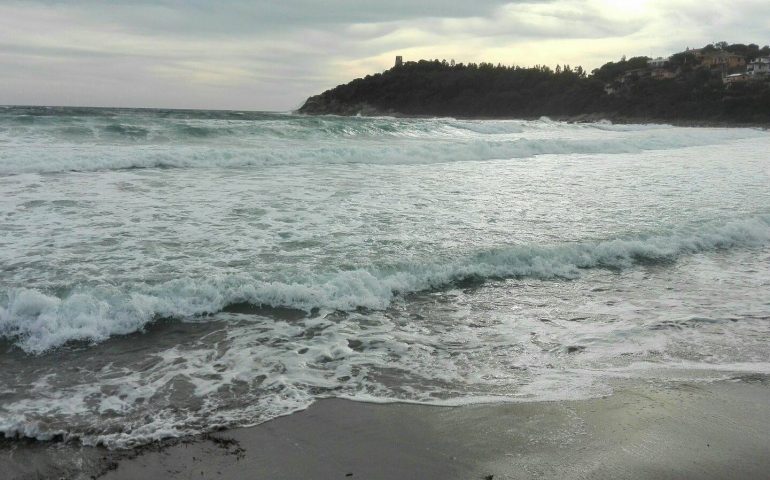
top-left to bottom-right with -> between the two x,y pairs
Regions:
299,43 -> 770,124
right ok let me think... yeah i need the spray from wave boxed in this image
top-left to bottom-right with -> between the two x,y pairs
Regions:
2,215 -> 768,354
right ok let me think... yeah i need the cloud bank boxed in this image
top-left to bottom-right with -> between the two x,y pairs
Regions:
0,0 -> 768,110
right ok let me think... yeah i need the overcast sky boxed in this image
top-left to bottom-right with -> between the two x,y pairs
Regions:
1,0 -> 768,110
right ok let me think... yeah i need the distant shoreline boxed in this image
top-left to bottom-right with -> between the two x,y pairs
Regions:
298,109 -> 770,129
299,52 -> 770,125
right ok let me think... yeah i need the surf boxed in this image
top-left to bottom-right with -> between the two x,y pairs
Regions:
2,214 -> 768,354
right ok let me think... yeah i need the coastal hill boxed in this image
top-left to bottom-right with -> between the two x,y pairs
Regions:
299,43 -> 770,124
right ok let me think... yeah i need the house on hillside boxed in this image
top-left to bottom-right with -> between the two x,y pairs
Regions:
747,57 -> 770,76
686,48 -> 704,61
647,57 -> 668,68
681,48 -> 745,69
701,51 -> 746,69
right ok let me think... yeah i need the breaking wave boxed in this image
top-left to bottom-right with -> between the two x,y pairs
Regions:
1,132 -> 764,175
2,215 -> 768,354
1,107 -> 766,174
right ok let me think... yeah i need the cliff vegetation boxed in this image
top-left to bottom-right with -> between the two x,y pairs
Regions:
299,43 -> 770,124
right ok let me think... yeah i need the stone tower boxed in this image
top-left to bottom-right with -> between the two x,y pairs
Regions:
395,56 -> 403,67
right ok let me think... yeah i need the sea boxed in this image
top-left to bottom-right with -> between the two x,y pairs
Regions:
1,106 -> 769,449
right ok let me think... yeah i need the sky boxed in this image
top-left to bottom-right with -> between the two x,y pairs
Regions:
1,0 -> 768,111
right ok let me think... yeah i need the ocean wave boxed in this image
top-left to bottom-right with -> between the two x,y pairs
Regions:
2,215 -> 768,354
2,109 -> 767,175
101,123 -> 151,139
1,126 -> 764,174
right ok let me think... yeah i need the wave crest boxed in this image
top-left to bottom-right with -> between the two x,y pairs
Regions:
2,215 -> 768,354
2,132 -> 763,175
1,110 -> 765,174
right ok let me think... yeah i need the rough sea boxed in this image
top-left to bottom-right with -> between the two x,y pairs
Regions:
1,106 -> 769,448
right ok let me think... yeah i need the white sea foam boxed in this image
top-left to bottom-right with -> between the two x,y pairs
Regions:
2,110 -> 770,450
0,113 -> 765,174
2,215 -> 768,354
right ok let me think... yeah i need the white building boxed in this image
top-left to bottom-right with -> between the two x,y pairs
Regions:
747,57 -> 770,76
647,57 -> 668,68
723,73 -> 749,85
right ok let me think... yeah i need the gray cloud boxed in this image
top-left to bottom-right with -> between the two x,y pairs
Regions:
12,0 -> 532,35
0,0 -> 768,110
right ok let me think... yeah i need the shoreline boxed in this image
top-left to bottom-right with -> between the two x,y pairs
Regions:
4,376 -> 769,479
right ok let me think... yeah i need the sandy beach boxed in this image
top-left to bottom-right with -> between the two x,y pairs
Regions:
2,376 -> 768,480
3,2 -> 770,479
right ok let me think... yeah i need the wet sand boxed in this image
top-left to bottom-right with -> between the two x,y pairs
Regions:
3,377 -> 769,479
